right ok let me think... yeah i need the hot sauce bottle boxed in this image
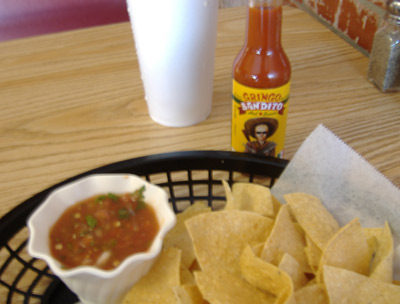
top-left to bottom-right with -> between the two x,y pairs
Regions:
231,0 -> 291,158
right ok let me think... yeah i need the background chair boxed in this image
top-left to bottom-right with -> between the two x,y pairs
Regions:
0,0 -> 129,42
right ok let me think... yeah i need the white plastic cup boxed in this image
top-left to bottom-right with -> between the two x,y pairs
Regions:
126,0 -> 219,127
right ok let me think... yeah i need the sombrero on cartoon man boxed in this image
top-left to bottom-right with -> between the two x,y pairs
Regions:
243,117 -> 279,141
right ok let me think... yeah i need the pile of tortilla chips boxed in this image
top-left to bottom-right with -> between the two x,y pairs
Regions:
123,181 -> 400,304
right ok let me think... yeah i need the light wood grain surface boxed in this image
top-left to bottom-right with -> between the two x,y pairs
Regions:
0,5 -> 399,221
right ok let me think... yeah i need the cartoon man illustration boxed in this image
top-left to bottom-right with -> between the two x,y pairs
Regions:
243,117 -> 278,157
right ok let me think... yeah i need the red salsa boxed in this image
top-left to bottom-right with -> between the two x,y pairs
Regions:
49,186 -> 160,270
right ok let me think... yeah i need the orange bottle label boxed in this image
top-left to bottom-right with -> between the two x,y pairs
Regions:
231,79 -> 290,158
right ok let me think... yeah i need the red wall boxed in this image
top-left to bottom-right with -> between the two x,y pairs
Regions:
291,0 -> 386,54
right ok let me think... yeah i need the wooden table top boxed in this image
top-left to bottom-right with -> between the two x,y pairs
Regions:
0,6 -> 399,220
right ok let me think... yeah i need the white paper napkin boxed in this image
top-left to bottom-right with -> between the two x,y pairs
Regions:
271,124 -> 400,279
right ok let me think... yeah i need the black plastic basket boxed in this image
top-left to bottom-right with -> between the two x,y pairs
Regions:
0,151 -> 288,304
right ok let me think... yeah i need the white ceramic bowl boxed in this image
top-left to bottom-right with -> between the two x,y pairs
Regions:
27,174 -> 176,304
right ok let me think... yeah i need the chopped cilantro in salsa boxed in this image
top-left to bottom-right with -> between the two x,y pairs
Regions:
49,188 -> 159,270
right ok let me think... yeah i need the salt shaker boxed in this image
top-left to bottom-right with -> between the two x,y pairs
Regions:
368,0 -> 400,92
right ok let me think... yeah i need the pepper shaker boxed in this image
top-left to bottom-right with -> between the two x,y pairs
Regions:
368,0 -> 400,92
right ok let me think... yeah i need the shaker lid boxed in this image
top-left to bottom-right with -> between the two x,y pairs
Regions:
387,0 -> 400,16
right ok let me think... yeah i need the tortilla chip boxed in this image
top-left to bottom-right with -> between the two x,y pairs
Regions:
222,180 -> 234,210
122,247 -> 181,304
363,227 -> 382,261
226,182 -> 275,217
363,227 -> 384,241
180,266 -> 195,285
261,204 -> 311,273
271,195 -> 282,216
324,265 -> 400,303
163,201 -> 211,268
252,242 -> 265,257
189,259 -> 201,273
294,284 -> 327,304
186,210 -> 273,275
279,253 -> 309,290
317,218 -> 371,283
304,235 -> 322,274
369,221 -> 394,283
284,193 -> 340,250
173,284 -> 204,304
195,265 -> 276,304
240,245 -> 294,304
293,222 -> 305,236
